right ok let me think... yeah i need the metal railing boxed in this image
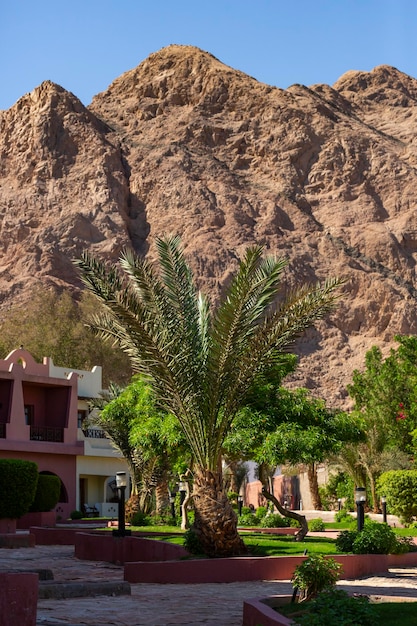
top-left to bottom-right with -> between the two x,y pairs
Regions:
30,426 -> 64,442
82,428 -> 108,439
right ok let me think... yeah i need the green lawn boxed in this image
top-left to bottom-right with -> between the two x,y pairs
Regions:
280,599 -> 417,625
134,528 -> 339,556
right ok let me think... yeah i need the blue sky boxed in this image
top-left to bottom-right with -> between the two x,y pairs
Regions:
1,1 -> 416,111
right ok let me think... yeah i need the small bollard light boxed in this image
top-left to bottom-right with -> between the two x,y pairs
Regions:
355,486 -> 366,532
112,471 -> 131,537
381,495 -> 387,524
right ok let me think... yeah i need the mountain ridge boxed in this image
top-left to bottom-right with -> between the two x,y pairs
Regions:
1,45 -> 417,406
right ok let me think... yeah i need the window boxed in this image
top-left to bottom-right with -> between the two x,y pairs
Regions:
24,405 -> 34,426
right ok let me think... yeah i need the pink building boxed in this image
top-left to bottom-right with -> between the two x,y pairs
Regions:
0,348 -> 128,520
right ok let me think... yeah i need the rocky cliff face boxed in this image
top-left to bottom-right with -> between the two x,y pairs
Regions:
2,45 -> 417,405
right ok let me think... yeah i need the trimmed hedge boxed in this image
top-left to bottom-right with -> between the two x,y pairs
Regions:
29,474 -> 61,512
0,459 -> 38,519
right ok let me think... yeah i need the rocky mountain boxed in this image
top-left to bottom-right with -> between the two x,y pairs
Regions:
1,44 -> 417,406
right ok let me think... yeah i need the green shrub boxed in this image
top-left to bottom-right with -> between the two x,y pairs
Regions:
309,518 -> 325,532
255,505 -> 268,519
289,517 -> 301,527
377,470 -> 417,524
70,510 -> 83,520
183,528 -> 205,555
335,508 -> 353,523
260,513 -> 290,528
336,521 -> 410,555
335,529 -> 358,553
239,506 -> 252,517
292,554 -> 341,602
294,588 -> 377,626
0,459 -> 38,519
130,511 -> 152,526
29,474 -> 61,512
353,521 -> 407,554
238,512 -> 258,526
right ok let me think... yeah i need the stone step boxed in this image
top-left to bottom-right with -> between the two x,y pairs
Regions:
38,580 -> 131,599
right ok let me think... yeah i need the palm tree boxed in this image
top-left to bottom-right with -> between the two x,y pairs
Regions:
75,236 -> 344,556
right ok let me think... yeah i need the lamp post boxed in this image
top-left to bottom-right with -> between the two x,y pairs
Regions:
237,495 -> 243,517
169,493 -> 176,519
355,486 -> 366,532
112,471 -> 131,537
337,498 -> 342,511
381,496 -> 387,524
179,481 -> 187,506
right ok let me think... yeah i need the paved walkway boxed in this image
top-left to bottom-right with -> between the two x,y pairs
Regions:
1,544 -> 417,625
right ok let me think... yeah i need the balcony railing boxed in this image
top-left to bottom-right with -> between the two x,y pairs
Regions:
82,428 -> 108,439
30,426 -> 64,442
0,423 -> 5,438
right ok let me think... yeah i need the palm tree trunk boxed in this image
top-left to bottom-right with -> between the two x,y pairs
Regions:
192,468 -> 246,557
307,463 -> 323,510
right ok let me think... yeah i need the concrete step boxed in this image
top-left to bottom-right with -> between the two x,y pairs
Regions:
38,580 -> 131,599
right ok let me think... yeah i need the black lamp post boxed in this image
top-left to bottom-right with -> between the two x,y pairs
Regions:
337,498 -> 342,511
237,495 -> 243,516
169,493 -> 176,519
381,495 -> 387,524
112,471 -> 131,537
179,481 -> 187,506
355,486 -> 366,532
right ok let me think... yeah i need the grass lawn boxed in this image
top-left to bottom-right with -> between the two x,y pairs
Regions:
133,527 -> 339,556
280,599 -> 417,625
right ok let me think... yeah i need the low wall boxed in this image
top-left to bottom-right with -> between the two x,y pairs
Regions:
124,551 -> 417,584
75,532 -> 189,564
0,572 -> 38,626
0,533 -> 35,548
18,511 -> 56,529
125,555 -> 308,584
30,526 -> 80,545
243,596 -> 293,626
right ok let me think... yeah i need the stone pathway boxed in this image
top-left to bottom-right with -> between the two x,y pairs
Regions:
1,545 -> 417,625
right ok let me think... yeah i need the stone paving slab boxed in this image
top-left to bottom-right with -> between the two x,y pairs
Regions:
1,543 -> 417,625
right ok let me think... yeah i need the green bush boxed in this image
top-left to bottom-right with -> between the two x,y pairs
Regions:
238,512 -> 258,526
336,521 -> 410,555
255,505 -> 268,519
183,528 -> 205,555
377,470 -> 417,524
239,506 -> 252,517
309,518 -> 325,532
292,554 -> 341,602
335,529 -> 358,553
70,510 -> 83,520
0,459 -> 38,519
130,511 -> 152,526
335,508 -> 354,523
260,513 -> 291,528
29,474 -> 61,512
294,588 -> 377,626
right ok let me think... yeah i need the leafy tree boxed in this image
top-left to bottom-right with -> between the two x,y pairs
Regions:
342,336 -> 417,509
95,377 -> 186,518
0,289 -> 131,386
226,385 -> 364,509
75,235 -> 343,556
377,469 -> 417,524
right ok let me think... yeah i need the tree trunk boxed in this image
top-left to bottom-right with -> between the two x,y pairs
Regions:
262,487 -> 309,541
155,475 -> 170,517
307,463 -> 323,510
192,468 -> 247,557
